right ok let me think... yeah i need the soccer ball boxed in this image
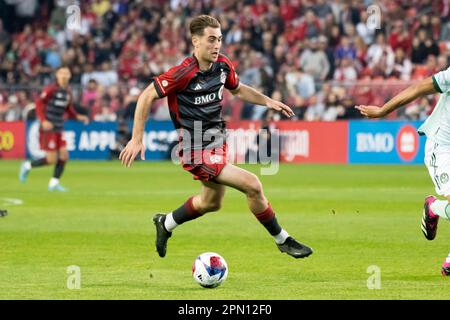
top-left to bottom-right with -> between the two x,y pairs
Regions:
192,252 -> 228,288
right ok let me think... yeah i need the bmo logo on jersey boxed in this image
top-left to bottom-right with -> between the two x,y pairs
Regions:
194,85 -> 224,105
194,93 -> 217,104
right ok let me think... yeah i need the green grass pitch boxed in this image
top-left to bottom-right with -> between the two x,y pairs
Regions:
0,160 -> 449,299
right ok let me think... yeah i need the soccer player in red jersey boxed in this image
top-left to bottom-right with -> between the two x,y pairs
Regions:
120,15 -> 313,259
19,66 -> 89,191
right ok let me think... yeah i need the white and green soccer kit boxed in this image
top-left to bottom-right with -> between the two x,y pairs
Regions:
419,66 -> 450,196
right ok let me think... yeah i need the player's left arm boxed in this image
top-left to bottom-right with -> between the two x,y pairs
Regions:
230,83 -> 294,118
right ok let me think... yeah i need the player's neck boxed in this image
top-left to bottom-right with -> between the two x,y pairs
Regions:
198,60 -> 213,72
194,53 -> 213,71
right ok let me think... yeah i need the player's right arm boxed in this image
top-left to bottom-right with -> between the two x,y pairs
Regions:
120,60 -> 191,167
35,86 -> 54,131
119,82 -> 159,167
356,77 -> 438,118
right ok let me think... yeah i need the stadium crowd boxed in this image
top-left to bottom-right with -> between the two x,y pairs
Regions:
0,0 -> 449,123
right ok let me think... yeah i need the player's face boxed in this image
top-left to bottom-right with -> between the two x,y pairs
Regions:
56,68 -> 71,87
195,27 -> 222,63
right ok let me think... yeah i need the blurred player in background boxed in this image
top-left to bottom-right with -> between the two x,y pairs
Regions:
19,66 -> 89,191
120,15 -> 313,259
356,66 -> 450,276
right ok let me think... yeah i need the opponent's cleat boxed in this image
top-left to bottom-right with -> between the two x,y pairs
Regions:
19,162 -> 31,183
48,184 -> 67,192
442,262 -> 450,276
421,195 -> 439,240
277,237 -> 313,259
153,214 -> 172,258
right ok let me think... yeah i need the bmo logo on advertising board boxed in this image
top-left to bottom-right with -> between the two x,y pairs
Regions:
396,125 -> 419,162
356,132 -> 394,152
350,121 -> 423,164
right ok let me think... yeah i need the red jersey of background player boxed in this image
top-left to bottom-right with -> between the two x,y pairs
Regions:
35,83 -> 78,150
35,83 -> 78,132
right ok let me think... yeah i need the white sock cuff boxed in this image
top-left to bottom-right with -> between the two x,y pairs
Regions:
274,229 -> 289,244
164,213 -> 178,232
430,200 -> 450,220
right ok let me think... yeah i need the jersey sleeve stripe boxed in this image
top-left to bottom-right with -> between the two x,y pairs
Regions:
173,60 -> 196,78
174,64 -> 197,81
432,75 -> 443,93
153,77 -> 165,98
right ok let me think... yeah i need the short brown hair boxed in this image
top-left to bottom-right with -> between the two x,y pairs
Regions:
189,15 -> 221,36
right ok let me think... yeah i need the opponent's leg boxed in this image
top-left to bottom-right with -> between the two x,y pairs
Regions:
215,164 -> 312,258
153,181 -> 226,257
421,194 -> 450,239
422,139 -> 450,239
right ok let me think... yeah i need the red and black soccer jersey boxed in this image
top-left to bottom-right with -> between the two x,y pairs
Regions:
35,83 -> 78,132
153,53 -> 239,151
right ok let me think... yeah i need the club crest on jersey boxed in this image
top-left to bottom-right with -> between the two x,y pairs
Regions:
440,173 -> 449,184
220,70 -> 226,84
209,154 -> 222,164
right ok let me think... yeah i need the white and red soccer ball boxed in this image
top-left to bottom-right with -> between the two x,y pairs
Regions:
192,252 -> 228,288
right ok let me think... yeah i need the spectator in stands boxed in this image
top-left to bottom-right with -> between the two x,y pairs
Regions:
0,94 -> 6,121
322,92 -> 345,121
94,61 -> 119,87
313,0 -> 333,19
411,29 -> 440,64
298,10 -> 322,41
403,97 -> 432,121
340,96 -> 361,119
388,20 -> 412,54
299,37 -> 330,82
437,54 -> 449,72
441,19 -> 450,41
412,54 -> 438,80
4,95 -> 22,121
356,10 -> 375,45
81,79 -> 100,118
285,66 -> 316,100
304,95 -> 325,121
366,33 -> 395,78
334,36 -> 356,65
333,57 -> 357,81
94,98 -> 117,122
392,48 -> 413,81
